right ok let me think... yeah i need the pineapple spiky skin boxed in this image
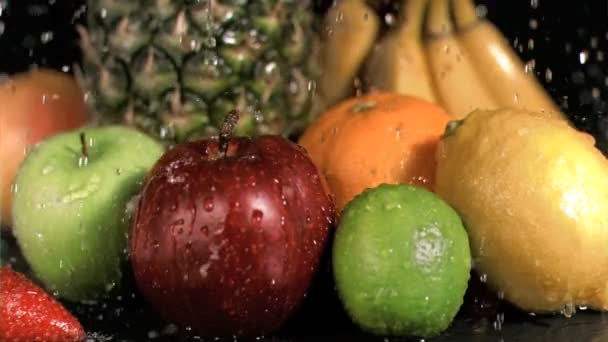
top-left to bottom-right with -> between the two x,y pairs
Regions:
79,0 -> 322,143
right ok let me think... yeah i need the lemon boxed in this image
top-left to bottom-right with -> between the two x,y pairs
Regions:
332,184 -> 471,337
435,109 -> 608,314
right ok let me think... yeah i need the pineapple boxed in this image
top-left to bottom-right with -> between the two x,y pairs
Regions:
78,0 -> 322,143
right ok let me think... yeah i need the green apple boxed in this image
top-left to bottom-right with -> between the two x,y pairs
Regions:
12,125 -> 164,302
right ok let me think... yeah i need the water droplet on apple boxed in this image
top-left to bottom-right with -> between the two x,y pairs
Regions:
41,165 -> 55,175
250,181 -> 257,187
168,174 -> 185,183
305,216 -> 312,224
273,178 -> 280,184
252,210 -> 264,224
280,216 -> 286,227
152,240 -> 160,249
210,185 -> 217,192
170,204 -> 177,212
233,201 -> 241,209
200,225 -> 209,235
10,183 -> 18,194
199,263 -> 211,278
203,197 -> 214,211
116,168 -> 122,175
78,156 -> 89,168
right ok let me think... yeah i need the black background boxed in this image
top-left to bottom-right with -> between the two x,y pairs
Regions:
1,1 -> 608,341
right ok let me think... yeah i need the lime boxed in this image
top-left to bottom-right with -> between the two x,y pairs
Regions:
332,184 -> 471,337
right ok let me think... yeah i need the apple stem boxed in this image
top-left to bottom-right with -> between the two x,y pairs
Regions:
219,110 -> 240,157
80,132 -> 88,159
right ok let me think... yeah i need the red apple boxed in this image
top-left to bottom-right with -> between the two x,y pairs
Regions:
0,69 -> 88,228
130,111 -> 335,337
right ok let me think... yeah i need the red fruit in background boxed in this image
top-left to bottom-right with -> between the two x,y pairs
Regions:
0,69 -> 88,228
0,267 -> 85,342
130,111 -> 335,337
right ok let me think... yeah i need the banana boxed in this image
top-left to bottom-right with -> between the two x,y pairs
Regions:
424,0 -> 497,119
315,0 -> 380,110
363,0 -> 437,103
453,0 -> 566,120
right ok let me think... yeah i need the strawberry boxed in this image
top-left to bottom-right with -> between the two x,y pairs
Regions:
0,267 -> 85,342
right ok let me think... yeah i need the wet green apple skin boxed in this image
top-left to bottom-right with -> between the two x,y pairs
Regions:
12,125 -> 164,302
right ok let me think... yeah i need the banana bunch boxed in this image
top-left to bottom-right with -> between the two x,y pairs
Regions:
315,0 -> 566,120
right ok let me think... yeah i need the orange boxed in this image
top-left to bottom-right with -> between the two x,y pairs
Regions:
298,92 -> 450,213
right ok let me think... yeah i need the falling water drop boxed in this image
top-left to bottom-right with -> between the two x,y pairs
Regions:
545,68 -> 553,82
530,0 -> 539,9
579,50 -> 589,64
40,31 -> 54,44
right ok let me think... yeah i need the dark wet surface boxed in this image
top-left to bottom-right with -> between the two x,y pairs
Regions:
5,230 -> 608,342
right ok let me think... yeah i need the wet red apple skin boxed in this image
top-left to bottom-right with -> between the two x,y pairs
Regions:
130,135 -> 335,337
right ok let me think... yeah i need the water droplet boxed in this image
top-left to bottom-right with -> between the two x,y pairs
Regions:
203,197 -> 214,211
40,31 -> 54,43
200,225 -> 209,235
335,11 -> 344,22
384,13 -> 396,26
529,18 -> 538,30
545,68 -> 553,82
579,50 -> 589,64
232,201 -> 241,209
78,156 -> 88,168
271,279 -> 276,286
493,312 -> 505,331
252,210 -> 263,224
10,183 -> 17,194
527,38 -> 535,50
479,273 -> 488,283
561,303 -> 576,318
148,330 -> 160,339
530,0 -> 539,9
199,263 -> 211,278
524,60 -> 535,74
280,216 -> 286,227
305,216 -> 312,224
590,36 -> 599,48
475,4 -> 488,18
